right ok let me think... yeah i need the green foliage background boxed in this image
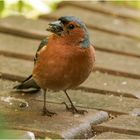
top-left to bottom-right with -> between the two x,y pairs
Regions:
110,0 -> 140,9
0,0 -> 140,19
0,0 -> 61,18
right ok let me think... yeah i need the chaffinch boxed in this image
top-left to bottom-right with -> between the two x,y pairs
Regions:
14,16 -> 95,116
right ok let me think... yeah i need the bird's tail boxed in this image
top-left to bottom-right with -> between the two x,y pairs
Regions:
13,75 -> 40,93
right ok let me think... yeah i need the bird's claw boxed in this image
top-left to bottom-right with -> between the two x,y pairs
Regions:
75,109 -> 88,115
61,102 -> 88,115
42,107 -> 57,117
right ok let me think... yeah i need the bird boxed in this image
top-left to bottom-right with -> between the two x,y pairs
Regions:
14,16 -> 95,117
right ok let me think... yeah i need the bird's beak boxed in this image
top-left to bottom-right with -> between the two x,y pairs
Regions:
46,20 -> 63,35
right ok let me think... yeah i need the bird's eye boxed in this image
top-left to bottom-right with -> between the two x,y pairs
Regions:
68,24 -> 75,30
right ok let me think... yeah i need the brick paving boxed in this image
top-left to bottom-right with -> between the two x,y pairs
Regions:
0,1 -> 140,139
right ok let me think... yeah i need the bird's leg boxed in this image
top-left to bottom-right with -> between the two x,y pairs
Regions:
62,90 -> 87,114
42,89 -> 56,117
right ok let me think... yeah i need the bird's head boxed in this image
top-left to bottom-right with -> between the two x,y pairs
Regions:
47,16 -> 90,48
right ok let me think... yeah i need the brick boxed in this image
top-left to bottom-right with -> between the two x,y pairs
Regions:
0,55 -> 33,77
0,77 -> 134,114
60,1 -> 140,21
96,51 -> 140,75
0,33 -> 38,56
0,17 -> 140,76
1,33 -> 140,76
82,71 -> 140,98
0,78 -> 17,90
90,30 -> 140,57
0,16 -> 140,57
1,78 -> 140,115
1,79 -> 140,139
0,102 -> 108,139
43,6 -> 140,39
1,78 -> 140,140
34,89 -> 140,114
0,16 -> 47,39
0,16 -> 47,33
92,132 -> 140,139
0,79 -> 108,139
93,115 -> 140,136
1,56 -> 140,99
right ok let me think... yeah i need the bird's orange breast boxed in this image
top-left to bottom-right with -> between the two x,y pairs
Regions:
32,35 -> 95,90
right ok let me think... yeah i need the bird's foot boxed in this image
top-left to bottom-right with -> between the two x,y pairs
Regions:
42,107 -> 57,117
62,102 -> 88,115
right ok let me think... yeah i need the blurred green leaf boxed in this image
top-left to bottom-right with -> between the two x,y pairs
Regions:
0,0 -> 4,16
111,0 -> 140,9
1,0 -> 139,19
0,0 -> 63,18
18,0 -> 24,13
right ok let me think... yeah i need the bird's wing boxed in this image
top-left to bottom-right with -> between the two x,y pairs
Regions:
34,37 -> 48,64
13,74 -> 40,92
13,38 -> 48,92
